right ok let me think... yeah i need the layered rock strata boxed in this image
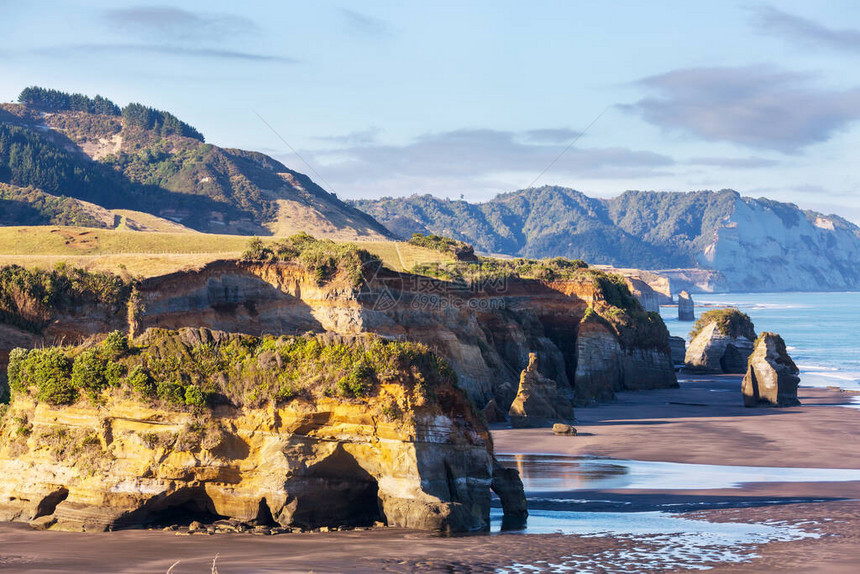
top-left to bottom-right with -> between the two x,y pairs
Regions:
742,333 -> 801,407
1,260 -> 678,411
0,329 -> 525,533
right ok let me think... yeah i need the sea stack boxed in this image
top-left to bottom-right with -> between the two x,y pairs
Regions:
685,308 -> 756,374
669,336 -> 686,367
742,332 -> 801,407
509,353 -> 575,428
678,291 -> 695,321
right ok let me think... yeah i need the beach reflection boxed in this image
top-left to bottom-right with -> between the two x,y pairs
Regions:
497,454 -> 630,491
496,453 -> 860,492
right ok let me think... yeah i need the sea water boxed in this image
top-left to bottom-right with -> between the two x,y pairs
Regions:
660,292 -> 860,391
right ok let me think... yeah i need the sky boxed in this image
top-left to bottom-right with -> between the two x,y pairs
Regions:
1,1 -> 859,222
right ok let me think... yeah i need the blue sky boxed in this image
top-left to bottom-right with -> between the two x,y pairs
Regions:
1,1 -> 859,222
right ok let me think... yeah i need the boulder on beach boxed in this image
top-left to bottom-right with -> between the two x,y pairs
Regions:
742,332 -> 801,407
509,353 -> 575,428
552,423 -> 577,435
685,308 -> 756,374
678,291 -> 695,321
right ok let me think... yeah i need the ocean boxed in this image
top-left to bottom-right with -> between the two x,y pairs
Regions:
660,292 -> 860,391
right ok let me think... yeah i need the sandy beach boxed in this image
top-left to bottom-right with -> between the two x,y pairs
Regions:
3,375 -> 860,573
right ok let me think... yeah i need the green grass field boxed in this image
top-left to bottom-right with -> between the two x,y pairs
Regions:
0,226 -> 453,277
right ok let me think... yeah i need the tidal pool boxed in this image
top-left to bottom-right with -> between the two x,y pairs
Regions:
488,454 -> 842,572
496,453 -> 860,491
490,508 -> 819,573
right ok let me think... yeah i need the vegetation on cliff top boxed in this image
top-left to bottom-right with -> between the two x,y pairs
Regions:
407,233 -> 477,261
584,272 -> 670,351
690,308 -> 756,341
411,255 -> 588,284
4,329 -> 458,418
242,234 -> 380,286
409,255 -> 667,350
0,264 -> 132,333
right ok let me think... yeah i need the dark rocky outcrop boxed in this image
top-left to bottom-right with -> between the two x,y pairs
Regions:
742,333 -> 801,407
669,336 -> 686,367
491,459 -> 528,530
678,291 -> 695,321
508,353 -> 576,427
481,399 -> 508,423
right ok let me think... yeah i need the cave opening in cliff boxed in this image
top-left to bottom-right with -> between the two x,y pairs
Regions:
253,497 -> 278,527
290,446 -> 383,528
34,487 -> 69,519
137,488 -> 227,528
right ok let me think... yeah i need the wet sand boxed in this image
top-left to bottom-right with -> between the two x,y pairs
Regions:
3,375 -> 860,573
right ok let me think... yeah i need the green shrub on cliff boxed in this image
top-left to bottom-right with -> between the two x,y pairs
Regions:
408,233 -> 477,261
8,348 -> 76,405
689,308 -> 756,341
70,350 -> 111,403
103,331 -> 129,354
241,233 -> 380,286
6,329 -> 457,414
0,264 -> 132,333
411,255 -> 588,284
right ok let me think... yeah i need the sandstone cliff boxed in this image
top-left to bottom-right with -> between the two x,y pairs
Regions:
0,329 -> 525,533
742,333 -> 801,408
685,309 -> 756,374
1,258 -> 678,414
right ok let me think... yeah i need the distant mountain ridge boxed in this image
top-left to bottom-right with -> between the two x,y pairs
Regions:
352,187 -> 860,292
0,87 -> 392,240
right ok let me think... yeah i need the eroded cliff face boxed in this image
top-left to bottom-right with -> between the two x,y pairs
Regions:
1,261 -> 678,411
0,329 -> 523,533
742,333 -> 801,408
685,322 -> 754,374
0,398 -> 497,532
700,196 -> 860,292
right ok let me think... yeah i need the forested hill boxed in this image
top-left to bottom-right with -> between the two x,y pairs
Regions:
0,87 -> 392,239
352,187 -> 860,292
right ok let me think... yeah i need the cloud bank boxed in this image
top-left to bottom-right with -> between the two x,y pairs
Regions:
627,65 -> 860,152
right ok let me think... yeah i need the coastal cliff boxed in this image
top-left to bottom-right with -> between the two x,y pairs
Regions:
137,260 -> 678,409
0,253 -> 678,413
0,329 -> 523,533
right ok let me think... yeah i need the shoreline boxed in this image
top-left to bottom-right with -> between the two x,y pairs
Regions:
2,377 -> 860,572
493,374 -> 860,467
